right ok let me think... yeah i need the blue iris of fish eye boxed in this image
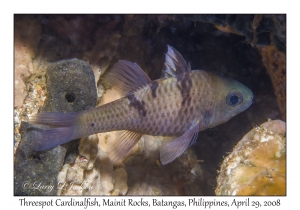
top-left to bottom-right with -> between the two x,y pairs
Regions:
226,90 -> 243,107
230,95 -> 239,104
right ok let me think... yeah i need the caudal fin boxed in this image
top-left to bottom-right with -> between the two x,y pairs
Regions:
31,126 -> 80,151
29,111 -> 83,151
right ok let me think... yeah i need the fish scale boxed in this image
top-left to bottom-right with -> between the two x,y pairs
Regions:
29,45 -> 253,165
75,71 -> 216,138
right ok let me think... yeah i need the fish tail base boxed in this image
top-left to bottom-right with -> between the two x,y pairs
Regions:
29,112 -> 81,127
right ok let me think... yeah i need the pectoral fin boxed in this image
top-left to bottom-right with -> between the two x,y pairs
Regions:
160,121 -> 200,165
107,130 -> 143,164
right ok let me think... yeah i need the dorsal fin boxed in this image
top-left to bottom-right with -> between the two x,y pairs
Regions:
162,45 -> 191,78
104,60 -> 152,97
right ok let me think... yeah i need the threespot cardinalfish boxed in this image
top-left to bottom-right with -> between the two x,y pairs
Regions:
29,46 -> 253,165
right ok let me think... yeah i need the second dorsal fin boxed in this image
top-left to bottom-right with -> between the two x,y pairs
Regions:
104,60 -> 152,97
162,45 -> 191,78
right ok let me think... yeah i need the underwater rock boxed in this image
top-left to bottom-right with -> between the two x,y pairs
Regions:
111,168 -> 128,195
14,122 -> 66,195
257,45 -> 286,120
215,120 -> 286,195
42,59 -> 97,112
187,14 -> 286,52
14,74 -> 47,155
14,15 -> 42,108
14,59 -> 97,195
14,15 -> 44,153
57,134 -> 128,195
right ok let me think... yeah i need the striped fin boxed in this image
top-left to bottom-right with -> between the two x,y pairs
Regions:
160,120 -> 200,165
104,60 -> 152,97
107,130 -> 143,164
162,45 -> 191,78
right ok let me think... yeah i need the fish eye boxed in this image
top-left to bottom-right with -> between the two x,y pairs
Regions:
226,90 -> 243,107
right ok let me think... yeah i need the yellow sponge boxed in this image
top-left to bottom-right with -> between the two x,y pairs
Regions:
215,120 -> 286,195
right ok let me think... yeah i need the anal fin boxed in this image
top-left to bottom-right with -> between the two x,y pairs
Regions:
160,120 -> 200,165
107,130 -> 143,164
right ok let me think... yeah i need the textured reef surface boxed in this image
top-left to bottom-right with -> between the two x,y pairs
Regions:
216,120 -> 286,195
14,14 -> 285,195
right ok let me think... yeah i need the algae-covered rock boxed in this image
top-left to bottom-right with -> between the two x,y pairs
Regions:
215,120 -> 286,195
42,59 -> 97,112
14,122 -> 66,195
14,15 -> 42,108
257,45 -> 286,120
14,59 -> 97,195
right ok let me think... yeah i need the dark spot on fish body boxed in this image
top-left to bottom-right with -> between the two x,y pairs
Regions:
177,74 -> 193,106
182,95 -> 192,107
179,74 -> 192,95
150,81 -> 159,98
127,93 -> 147,117
91,123 -> 95,127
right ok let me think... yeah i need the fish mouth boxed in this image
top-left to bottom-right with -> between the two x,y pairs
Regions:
241,93 -> 254,112
235,95 -> 254,116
